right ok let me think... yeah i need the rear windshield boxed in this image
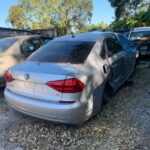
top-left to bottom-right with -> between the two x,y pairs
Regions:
0,38 -> 18,53
28,41 -> 95,64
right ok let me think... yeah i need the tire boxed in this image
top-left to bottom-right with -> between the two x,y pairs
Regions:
102,90 -> 110,105
102,83 -> 113,105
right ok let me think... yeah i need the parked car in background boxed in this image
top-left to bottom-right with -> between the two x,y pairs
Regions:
0,35 -> 52,86
4,32 -> 136,124
128,27 -> 150,60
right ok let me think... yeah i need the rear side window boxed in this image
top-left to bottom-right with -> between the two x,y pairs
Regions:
0,38 -> 18,53
106,37 -> 123,56
21,38 -> 42,56
28,41 -> 95,64
41,37 -> 53,44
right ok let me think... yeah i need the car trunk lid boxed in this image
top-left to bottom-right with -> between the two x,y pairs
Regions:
7,61 -> 75,103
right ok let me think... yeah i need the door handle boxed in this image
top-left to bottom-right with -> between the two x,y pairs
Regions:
103,64 -> 108,74
111,63 -> 117,68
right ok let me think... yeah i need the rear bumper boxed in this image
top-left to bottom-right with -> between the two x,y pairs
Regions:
4,89 -> 92,124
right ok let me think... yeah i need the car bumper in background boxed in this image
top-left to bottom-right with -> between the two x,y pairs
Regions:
4,89 -> 92,124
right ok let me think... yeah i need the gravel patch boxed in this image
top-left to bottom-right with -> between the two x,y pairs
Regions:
0,88 -> 25,150
0,64 -> 150,150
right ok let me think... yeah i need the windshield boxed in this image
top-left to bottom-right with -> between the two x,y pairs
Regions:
28,41 -> 95,64
0,38 -> 18,53
130,31 -> 150,41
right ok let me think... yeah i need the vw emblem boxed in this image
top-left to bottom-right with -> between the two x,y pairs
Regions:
24,73 -> 30,80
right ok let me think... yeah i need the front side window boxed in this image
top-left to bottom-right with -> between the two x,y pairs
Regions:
106,37 -> 123,56
0,38 -> 18,53
28,41 -> 95,64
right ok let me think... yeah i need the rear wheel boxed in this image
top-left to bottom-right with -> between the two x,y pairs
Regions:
102,90 -> 110,105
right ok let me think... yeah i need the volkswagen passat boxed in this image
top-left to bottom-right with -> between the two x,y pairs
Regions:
4,32 -> 136,124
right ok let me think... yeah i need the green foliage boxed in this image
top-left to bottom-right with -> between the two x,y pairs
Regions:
8,5 -> 28,29
87,21 -> 108,32
108,0 -> 145,20
76,21 -> 108,33
53,0 -> 93,35
109,0 -> 150,30
109,11 -> 150,30
8,0 -> 93,35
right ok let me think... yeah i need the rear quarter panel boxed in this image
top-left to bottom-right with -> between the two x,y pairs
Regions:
65,40 -> 110,115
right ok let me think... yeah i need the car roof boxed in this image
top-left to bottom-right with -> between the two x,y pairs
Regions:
132,27 -> 150,32
54,31 -> 114,42
0,36 -> 20,41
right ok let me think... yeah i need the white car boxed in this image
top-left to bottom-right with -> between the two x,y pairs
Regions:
0,35 -> 52,87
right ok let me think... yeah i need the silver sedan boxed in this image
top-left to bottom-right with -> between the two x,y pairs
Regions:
4,32 -> 136,124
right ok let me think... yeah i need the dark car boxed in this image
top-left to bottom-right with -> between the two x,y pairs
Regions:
0,35 -> 52,86
128,27 -> 150,60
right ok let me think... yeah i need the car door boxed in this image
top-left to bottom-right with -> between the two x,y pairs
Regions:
105,36 -> 126,88
0,38 -> 19,83
117,34 -> 136,76
21,37 -> 43,58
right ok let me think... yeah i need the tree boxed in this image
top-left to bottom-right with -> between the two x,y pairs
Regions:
8,5 -> 28,29
98,21 -> 108,30
84,21 -> 108,32
109,0 -> 150,30
52,0 -> 93,35
8,0 -> 93,35
108,0 -> 146,20
109,8 -> 150,30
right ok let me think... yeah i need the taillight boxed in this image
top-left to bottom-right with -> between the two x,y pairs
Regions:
5,71 -> 13,82
47,78 -> 84,93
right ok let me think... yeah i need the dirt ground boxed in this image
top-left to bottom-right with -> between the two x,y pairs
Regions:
0,64 -> 150,150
